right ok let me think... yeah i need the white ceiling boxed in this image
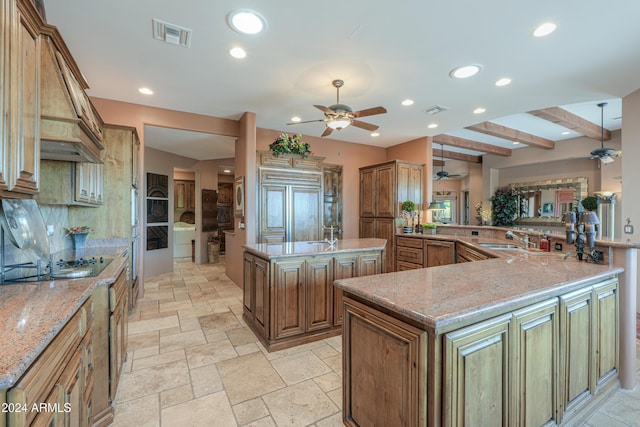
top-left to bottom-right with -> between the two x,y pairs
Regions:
44,1 -> 639,160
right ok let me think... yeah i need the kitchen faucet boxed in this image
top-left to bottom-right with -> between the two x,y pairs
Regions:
323,225 -> 339,249
505,230 -> 532,249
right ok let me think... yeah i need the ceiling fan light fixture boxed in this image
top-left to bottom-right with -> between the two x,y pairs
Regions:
228,10 -> 266,35
450,64 -> 482,79
327,119 -> 351,130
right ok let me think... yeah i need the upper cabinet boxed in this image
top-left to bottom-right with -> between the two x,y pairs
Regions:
360,160 -> 424,218
0,0 -> 42,197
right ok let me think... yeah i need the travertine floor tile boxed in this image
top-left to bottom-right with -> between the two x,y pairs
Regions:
160,383 -> 193,408
159,329 -> 207,352
226,326 -> 260,346
232,397 -> 270,425
313,372 -> 342,393
198,311 -> 243,332
131,349 -> 185,371
128,315 -> 179,335
270,351 -> 332,385
217,352 -> 286,404
117,360 -> 190,403
161,391 -> 236,426
185,340 -> 237,368
262,380 -> 339,426
111,394 -> 159,427
190,363 -> 224,398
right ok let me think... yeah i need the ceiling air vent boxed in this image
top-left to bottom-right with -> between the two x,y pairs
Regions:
152,18 -> 192,47
423,105 -> 449,115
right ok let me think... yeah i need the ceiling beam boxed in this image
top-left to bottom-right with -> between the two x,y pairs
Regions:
433,148 -> 482,163
528,107 -> 611,141
433,159 -> 445,167
466,121 -> 555,149
433,134 -> 512,156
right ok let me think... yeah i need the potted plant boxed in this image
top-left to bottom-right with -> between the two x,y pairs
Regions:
422,223 -> 437,235
490,186 -> 521,227
269,132 -> 312,158
400,200 -> 416,233
581,196 -> 598,211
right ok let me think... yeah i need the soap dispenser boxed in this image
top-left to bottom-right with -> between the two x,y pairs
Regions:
540,234 -> 551,252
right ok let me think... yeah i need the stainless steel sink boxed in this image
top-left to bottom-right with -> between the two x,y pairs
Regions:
479,243 -> 521,250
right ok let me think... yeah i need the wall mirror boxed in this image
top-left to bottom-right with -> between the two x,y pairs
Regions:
510,177 -> 588,226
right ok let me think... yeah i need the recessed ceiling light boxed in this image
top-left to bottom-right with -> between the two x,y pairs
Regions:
223,169 -> 231,173
371,132 -> 380,137
449,64 -> 482,79
561,131 -> 571,135
495,77 -> 512,87
229,47 -> 246,59
428,123 -> 438,129
227,10 -> 266,35
533,22 -> 556,37
138,87 -> 153,95
473,107 -> 486,114
513,141 -> 520,145
290,116 -> 301,122
401,99 -> 414,106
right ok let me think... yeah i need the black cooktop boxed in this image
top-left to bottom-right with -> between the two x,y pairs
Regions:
1,256 -> 113,283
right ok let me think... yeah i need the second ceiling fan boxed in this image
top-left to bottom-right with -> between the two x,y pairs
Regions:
288,79 -> 387,137
434,144 -> 464,180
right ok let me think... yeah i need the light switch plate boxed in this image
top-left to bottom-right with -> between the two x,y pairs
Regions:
624,224 -> 634,234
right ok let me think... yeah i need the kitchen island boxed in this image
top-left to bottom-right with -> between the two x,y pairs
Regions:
335,251 -> 623,426
242,238 -> 386,351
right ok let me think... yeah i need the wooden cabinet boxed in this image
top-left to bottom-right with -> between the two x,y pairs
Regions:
217,182 -> 233,253
243,248 -> 384,351
258,168 -> 323,243
342,275 -> 619,426
455,241 -> 494,263
174,180 -> 195,211
109,269 -> 128,403
323,164 -> 343,240
395,236 -> 456,270
131,132 -> 140,188
343,297 -> 428,427
75,161 -> 104,205
424,239 -> 455,267
0,0 -> 41,197
5,294 -> 93,427
359,160 -> 424,272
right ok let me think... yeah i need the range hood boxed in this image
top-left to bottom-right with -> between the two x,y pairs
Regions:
40,33 -> 104,163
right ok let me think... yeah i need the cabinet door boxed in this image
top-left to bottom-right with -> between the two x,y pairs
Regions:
359,167 -> 376,217
512,299 -> 559,427
409,165 -> 423,210
593,279 -> 618,388
187,181 -> 196,210
243,253 -> 254,315
273,259 -> 305,339
333,254 -> 358,325
57,345 -> 85,427
376,218 -> 396,273
358,252 -> 383,277
559,287 -> 593,418
290,186 -> 322,242
359,217 -> 375,238
424,240 -> 455,267
109,293 -> 128,402
343,297 -> 427,427
175,180 -> 187,209
254,257 -> 270,337
131,131 -> 140,188
305,257 -> 333,331
260,184 -> 287,243
6,3 -> 40,195
444,314 -> 511,427
376,164 -> 395,217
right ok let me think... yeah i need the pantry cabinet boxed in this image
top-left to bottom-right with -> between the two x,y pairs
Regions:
359,160 -> 424,272
0,0 -> 42,197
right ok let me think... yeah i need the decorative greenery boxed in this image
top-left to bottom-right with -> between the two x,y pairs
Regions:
490,186 -> 521,227
269,132 -> 312,158
401,200 -> 416,212
581,196 -> 598,211
400,200 -> 416,225
65,226 -> 92,236
422,223 -> 437,229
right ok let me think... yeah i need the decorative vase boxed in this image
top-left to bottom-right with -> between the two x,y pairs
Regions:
207,242 -> 220,264
71,232 -> 89,251
403,226 -> 413,234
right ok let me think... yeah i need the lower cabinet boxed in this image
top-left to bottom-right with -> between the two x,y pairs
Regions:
396,236 -> 456,270
342,276 -> 619,427
455,241 -> 494,263
243,249 -> 384,351
424,239 -> 455,267
109,270 -> 129,404
360,217 -> 395,272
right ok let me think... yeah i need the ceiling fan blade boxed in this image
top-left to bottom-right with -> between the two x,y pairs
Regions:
321,127 -> 334,137
352,106 -> 387,118
314,105 -> 333,114
351,120 -> 379,131
286,119 -> 326,125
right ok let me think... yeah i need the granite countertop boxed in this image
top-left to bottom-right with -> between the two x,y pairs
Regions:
0,246 -> 128,390
243,238 -> 387,259
335,252 -> 623,333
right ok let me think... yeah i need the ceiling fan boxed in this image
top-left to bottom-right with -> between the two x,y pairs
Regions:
434,144 -> 464,180
590,102 -> 621,164
287,79 -> 387,137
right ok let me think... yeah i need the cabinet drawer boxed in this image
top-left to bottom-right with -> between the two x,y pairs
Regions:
397,246 -> 423,265
396,261 -> 423,271
397,236 -> 423,249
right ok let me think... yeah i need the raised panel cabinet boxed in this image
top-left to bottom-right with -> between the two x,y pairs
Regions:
332,254 -> 358,325
424,239 -> 455,267
305,257 -> 333,332
273,259 -> 306,340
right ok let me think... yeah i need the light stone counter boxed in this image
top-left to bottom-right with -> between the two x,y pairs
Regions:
0,246 -> 128,389
243,238 -> 387,259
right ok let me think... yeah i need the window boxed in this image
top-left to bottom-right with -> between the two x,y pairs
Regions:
433,192 -> 457,223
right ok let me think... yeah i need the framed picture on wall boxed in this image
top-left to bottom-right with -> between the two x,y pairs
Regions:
234,176 -> 244,218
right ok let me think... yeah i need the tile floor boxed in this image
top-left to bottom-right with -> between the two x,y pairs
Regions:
111,256 -> 640,427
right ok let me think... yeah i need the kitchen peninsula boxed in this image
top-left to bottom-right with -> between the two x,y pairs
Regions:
242,238 -> 386,351
336,241 -> 625,426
